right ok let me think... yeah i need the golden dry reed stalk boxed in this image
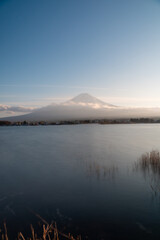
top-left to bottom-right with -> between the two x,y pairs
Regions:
0,221 -> 81,240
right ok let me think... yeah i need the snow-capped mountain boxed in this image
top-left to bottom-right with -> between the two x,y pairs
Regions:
0,93 -> 117,121
1,93 -> 160,121
64,93 -> 116,108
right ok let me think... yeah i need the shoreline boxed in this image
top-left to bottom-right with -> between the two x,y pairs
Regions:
0,118 -> 160,126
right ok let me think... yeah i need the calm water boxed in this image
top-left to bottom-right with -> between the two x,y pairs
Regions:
0,124 -> 160,239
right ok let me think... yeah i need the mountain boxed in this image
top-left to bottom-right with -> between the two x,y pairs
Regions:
65,93 -> 116,108
1,93 -> 160,121
0,93 -> 117,121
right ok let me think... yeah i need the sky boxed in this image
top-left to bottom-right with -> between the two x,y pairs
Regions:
1,0 -> 160,116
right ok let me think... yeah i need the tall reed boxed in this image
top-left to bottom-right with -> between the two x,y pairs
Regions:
0,221 -> 81,240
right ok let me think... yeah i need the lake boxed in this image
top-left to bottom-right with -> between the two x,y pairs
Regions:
0,124 -> 160,239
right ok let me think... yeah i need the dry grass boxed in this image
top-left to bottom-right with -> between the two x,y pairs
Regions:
85,160 -> 118,180
0,214 -> 81,240
137,150 -> 160,174
0,223 -> 81,240
135,150 -> 160,194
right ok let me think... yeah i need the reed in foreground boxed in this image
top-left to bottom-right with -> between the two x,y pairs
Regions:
0,222 -> 81,240
135,150 -> 160,194
136,150 -> 160,173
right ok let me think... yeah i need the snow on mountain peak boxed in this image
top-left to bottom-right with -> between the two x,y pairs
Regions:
64,93 -> 116,108
70,93 -> 104,104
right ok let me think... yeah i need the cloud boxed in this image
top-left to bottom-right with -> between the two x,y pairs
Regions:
0,104 -> 37,113
63,101 -> 116,109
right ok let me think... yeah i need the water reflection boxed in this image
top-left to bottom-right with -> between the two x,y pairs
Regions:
0,192 -> 23,218
135,150 -> 160,195
83,160 -> 118,180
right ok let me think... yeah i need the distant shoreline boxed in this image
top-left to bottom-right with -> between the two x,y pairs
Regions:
0,118 -> 160,126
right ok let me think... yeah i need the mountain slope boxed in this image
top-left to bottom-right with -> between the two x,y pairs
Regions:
1,93 -> 160,121
0,93 -> 117,121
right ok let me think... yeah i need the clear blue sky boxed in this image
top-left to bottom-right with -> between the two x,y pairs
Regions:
1,0 -> 160,109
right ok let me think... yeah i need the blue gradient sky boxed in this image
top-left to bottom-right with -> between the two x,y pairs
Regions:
1,0 -> 160,108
